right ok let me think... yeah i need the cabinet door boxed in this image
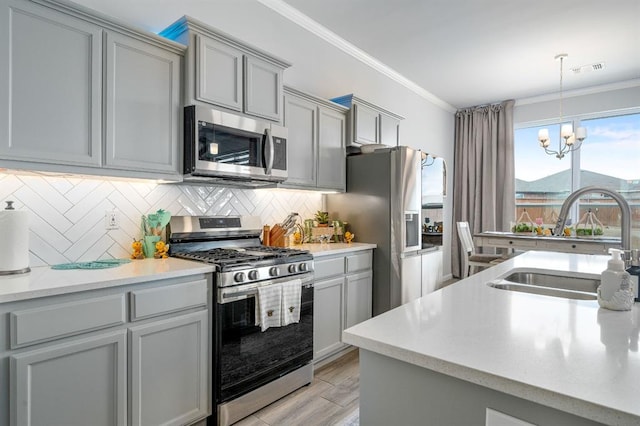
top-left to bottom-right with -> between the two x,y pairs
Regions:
345,270 -> 373,329
283,93 -> 316,187
244,56 -> 283,121
104,31 -> 181,174
317,106 -> 346,191
196,34 -> 242,111
379,113 -> 400,146
0,0 -> 102,166
353,103 -> 379,145
421,250 -> 443,296
10,330 -> 127,426
129,310 -> 208,426
313,277 -> 345,360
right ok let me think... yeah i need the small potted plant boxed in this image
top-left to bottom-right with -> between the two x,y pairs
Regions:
314,211 -> 329,227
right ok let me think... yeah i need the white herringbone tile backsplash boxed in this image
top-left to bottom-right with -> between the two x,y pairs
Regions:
0,174 -> 322,267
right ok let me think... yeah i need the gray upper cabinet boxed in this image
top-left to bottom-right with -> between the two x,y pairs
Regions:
0,0 -> 185,180
161,16 -> 290,123
104,31 -> 181,174
196,35 -> 243,111
0,0 -> 103,167
282,86 -> 347,191
244,55 -> 283,121
353,103 -> 379,145
379,112 -> 401,146
331,94 -> 404,147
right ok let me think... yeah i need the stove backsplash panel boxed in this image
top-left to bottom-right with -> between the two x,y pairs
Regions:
0,174 -> 322,267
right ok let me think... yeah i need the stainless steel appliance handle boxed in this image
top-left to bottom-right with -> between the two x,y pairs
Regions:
264,128 -> 274,175
219,273 -> 314,304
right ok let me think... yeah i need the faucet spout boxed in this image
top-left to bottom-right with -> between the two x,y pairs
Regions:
552,186 -> 631,251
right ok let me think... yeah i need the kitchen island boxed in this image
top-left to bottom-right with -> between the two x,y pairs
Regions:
343,251 -> 639,425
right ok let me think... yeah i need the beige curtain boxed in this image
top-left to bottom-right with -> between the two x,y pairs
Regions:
452,99 -> 515,278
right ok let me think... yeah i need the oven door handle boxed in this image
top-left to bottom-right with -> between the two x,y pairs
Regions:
218,274 -> 313,304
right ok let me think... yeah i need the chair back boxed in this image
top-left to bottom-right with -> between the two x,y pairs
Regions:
456,221 -> 475,255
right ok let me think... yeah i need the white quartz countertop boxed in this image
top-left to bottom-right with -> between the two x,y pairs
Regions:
343,251 -> 640,425
296,242 -> 376,256
0,258 -> 214,303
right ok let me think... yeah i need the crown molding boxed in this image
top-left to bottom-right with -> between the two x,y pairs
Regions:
256,0 -> 457,113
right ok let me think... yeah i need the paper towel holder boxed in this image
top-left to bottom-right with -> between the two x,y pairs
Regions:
0,200 -> 31,275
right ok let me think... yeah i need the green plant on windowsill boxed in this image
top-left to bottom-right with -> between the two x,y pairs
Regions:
314,211 -> 330,227
576,227 -> 604,236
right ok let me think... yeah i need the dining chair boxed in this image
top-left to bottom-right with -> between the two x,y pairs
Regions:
456,221 -> 509,278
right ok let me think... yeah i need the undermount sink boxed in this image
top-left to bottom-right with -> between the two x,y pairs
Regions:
487,270 -> 599,300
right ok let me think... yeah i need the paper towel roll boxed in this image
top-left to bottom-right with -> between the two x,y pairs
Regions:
0,204 -> 29,272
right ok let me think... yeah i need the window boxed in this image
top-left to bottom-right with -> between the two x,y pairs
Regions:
514,112 -> 640,247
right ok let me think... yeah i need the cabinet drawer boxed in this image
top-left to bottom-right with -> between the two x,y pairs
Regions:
314,256 -> 345,280
346,251 -> 373,273
485,237 -> 537,249
10,294 -> 126,349
130,279 -> 207,321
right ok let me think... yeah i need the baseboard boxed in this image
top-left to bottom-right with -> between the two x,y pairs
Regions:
313,346 -> 357,369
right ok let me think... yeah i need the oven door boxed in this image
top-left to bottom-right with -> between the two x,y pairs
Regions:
185,105 -> 287,182
215,273 -> 313,403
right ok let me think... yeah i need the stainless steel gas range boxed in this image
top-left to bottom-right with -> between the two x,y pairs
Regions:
168,216 -> 314,426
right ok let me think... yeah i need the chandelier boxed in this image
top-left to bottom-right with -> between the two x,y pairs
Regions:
537,54 -> 587,159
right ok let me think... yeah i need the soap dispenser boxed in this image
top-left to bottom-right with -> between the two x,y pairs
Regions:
598,248 -> 634,311
626,249 -> 640,302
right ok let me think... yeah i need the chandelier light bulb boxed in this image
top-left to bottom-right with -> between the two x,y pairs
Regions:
575,126 -> 587,141
561,124 -> 573,139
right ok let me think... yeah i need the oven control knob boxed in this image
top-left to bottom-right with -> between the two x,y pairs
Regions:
269,266 -> 280,277
288,264 -> 297,273
298,263 -> 308,272
234,272 -> 245,282
248,270 -> 259,280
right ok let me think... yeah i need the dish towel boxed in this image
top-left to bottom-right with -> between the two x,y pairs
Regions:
256,284 -> 283,332
281,279 -> 302,326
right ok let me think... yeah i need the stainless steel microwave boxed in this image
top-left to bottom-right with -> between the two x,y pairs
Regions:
183,105 -> 287,185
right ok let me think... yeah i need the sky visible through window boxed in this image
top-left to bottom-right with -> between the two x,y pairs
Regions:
515,113 -> 640,182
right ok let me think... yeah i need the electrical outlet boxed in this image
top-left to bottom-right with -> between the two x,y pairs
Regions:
105,210 -> 118,230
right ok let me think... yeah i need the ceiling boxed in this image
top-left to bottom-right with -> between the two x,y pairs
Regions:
280,0 -> 640,108
70,0 -> 640,110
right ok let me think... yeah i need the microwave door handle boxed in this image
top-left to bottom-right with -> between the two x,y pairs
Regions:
264,128 -> 274,175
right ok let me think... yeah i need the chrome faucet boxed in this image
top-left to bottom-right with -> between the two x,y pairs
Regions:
553,186 -> 631,251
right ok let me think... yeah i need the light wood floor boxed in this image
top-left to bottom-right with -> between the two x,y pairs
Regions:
234,350 -> 360,426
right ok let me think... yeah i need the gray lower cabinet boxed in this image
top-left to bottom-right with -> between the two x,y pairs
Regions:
345,270 -> 373,329
0,274 -> 211,426
282,86 -> 347,191
161,16 -> 290,123
313,249 -> 373,362
129,311 -> 208,426
0,0 -> 184,180
313,276 -> 345,360
11,330 -> 127,426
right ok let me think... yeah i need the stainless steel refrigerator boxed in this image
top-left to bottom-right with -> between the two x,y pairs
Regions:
326,146 -> 422,316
